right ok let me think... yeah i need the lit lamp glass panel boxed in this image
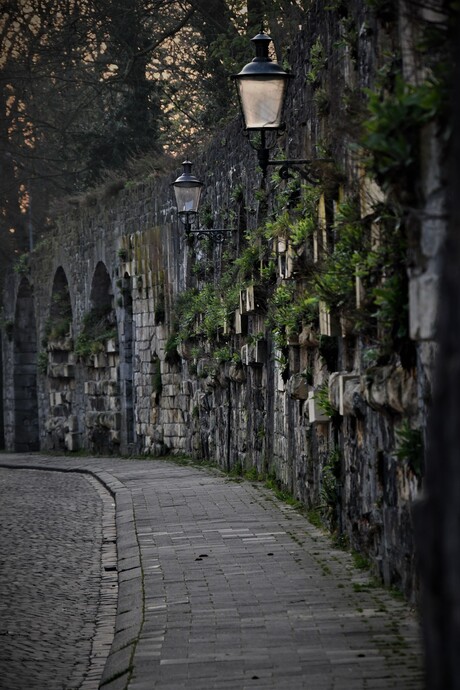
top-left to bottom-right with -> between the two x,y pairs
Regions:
237,76 -> 286,130
173,182 -> 202,214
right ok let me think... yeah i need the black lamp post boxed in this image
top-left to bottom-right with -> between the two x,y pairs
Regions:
233,31 -> 331,181
172,160 -> 203,233
172,161 -> 228,243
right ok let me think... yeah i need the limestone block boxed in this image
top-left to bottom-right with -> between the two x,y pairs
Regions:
339,374 -> 360,416
387,367 -> 418,416
308,390 -> 330,424
107,396 -> 121,412
181,380 -> 193,396
110,430 -> 120,444
409,272 -> 439,340
108,354 -> 118,368
175,437 -> 187,450
245,285 -> 266,314
161,384 -> 175,397
177,394 -> 190,409
328,372 -> 342,411
228,362 -> 246,383
298,324 -> 319,348
47,336 -> 73,352
363,366 -> 391,410
340,314 -> 355,338
234,308 -> 248,335
85,411 -> 120,429
68,415 -> 78,432
277,237 -> 287,253
319,301 -> 339,336
364,365 -> 417,415
99,412 -> 121,430
48,363 -> 75,379
163,422 -> 184,438
92,353 -> 108,368
84,381 -> 97,396
239,289 -> 248,315
64,431 -> 79,452
250,339 -> 267,365
104,337 -> 117,354
355,275 -> 366,309
101,380 -> 119,396
276,366 -> 285,392
287,373 -> 310,400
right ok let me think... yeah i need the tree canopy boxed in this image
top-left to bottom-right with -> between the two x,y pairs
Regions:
0,0 -> 308,267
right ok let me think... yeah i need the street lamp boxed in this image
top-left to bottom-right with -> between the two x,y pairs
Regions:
172,160 -> 203,233
172,161 -> 228,243
233,32 -> 291,132
233,31 -> 331,181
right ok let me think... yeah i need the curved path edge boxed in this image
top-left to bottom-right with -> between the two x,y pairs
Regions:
0,456 -> 143,690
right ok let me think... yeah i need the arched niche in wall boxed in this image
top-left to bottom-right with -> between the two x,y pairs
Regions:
45,266 -> 76,451
83,261 -> 120,454
49,266 -> 72,339
14,277 -> 39,451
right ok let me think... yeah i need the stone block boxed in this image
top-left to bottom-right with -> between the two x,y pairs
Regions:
92,353 -> 108,368
409,271 -> 438,340
228,362 -> 246,383
287,373 -> 310,400
47,336 -> 73,352
65,431 -> 79,452
250,338 -> 267,365
84,381 -> 97,396
234,308 -> 248,335
319,301 -> 340,336
110,429 -> 120,444
298,324 -> 319,348
239,289 -> 248,315
108,354 -> 118,368
328,372 -> 341,411
339,374 -> 360,416
68,415 -> 78,432
245,285 -> 266,314
48,363 -> 75,379
363,365 -> 416,415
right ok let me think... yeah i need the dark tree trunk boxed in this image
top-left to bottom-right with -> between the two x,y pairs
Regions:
416,9 -> 460,689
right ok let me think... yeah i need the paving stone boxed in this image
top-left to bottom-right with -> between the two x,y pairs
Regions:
0,454 -> 424,690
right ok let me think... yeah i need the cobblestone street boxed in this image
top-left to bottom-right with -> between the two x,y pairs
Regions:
0,467 -> 117,690
0,455 -> 424,689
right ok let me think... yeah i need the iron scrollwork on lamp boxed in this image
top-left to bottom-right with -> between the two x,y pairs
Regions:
172,161 -> 228,243
233,31 -> 332,182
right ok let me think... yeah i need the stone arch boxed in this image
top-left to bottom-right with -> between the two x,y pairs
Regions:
83,261 -> 120,454
90,261 -> 113,311
14,277 -> 39,451
45,267 -> 76,450
49,266 -> 72,330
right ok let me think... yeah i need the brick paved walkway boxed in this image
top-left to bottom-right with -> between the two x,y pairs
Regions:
0,454 -> 424,690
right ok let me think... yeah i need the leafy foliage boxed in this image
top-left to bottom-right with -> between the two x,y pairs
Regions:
74,306 -> 117,358
313,198 -> 365,310
362,76 -> 444,198
395,421 -> 424,478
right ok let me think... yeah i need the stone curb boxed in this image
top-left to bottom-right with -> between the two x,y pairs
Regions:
0,461 -> 143,690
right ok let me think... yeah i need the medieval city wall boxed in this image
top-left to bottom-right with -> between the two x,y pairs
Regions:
1,1 -> 445,601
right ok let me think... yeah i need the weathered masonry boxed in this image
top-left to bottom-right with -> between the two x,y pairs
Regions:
1,1 -> 447,601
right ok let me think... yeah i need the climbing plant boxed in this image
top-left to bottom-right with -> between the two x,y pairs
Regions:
74,306 -> 117,358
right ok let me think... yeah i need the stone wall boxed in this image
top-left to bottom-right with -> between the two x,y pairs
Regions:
1,1 -> 446,601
